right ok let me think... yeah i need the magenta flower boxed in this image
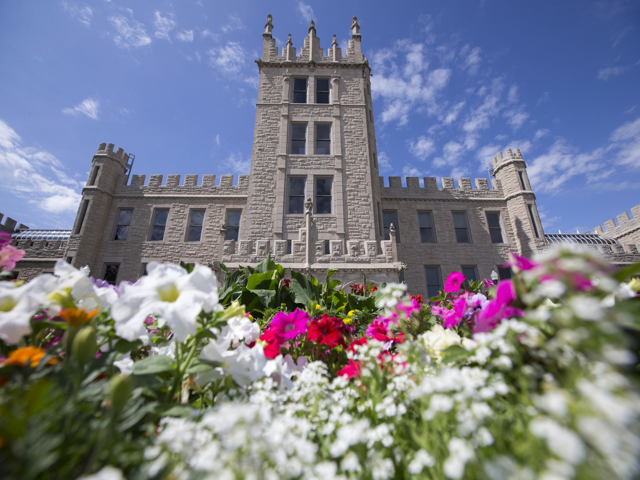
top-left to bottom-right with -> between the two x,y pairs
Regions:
0,245 -> 25,271
483,279 -> 495,289
444,271 -> 466,293
433,297 -> 467,329
366,318 -> 392,341
506,252 -> 540,271
474,280 -> 523,334
397,298 -> 420,317
268,309 -> 309,340
0,232 -> 11,246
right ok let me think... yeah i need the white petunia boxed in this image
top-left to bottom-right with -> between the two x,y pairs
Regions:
197,338 -> 267,387
78,466 -> 125,480
408,449 -> 435,474
220,315 -> 260,348
568,296 -> 603,322
421,325 -> 462,360
113,353 -> 134,375
263,354 -> 309,390
53,259 -> 117,311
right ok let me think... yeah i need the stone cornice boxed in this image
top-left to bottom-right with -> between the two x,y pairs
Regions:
492,157 -> 526,176
111,194 -> 248,199
256,59 -> 369,70
602,223 -> 640,241
381,196 -> 505,202
504,190 -> 537,202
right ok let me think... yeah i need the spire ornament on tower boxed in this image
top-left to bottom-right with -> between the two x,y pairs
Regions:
351,16 -> 361,37
308,20 -> 316,36
264,14 -> 274,36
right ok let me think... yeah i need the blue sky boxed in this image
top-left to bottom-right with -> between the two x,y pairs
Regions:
1,0 -> 639,235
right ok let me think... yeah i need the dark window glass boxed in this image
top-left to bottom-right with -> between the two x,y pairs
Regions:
324,240 -> 330,255
293,78 -> 307,103
453,212 -> 471,244
289,177 -> 306,214
66,257 -> 73,264
462,267 -> 477,283
140,263 -> 147,277
316,124 -> 331,155
286,240 -> 292,254
225,210 -> 241,241
316,78 -> 330,103
103,264 -> 119,285
114,209 -> 133,241
89,166 -> 100,186
373,153 -> 378,170
486,212 -> 504,243
291,124 -> 306,154
418,212 -> 436,243
75,200 -> 89,234
425,267 -> 441,298
528,204 -> 540,238
150,210 -> 169,241
498,267 -> 513,281
383,211 -> 400,243
316,178 -> 332,214
378,202 -> 383,237
187,210 -> 204,242
518,171 -> 526,190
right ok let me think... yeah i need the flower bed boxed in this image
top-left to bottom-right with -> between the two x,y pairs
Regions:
0,240 -> 639,479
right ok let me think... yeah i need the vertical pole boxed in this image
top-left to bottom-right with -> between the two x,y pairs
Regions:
305,198 -> 313,271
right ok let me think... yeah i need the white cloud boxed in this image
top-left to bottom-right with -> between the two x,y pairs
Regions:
409,136 -> 436,160
476,143 -> 501,164
223,152 -> 250,174
176,30 -> 194,42
63,2 -> 92,26
507,85 -> 519,103
609,117 -> 640,167
297,2 -> 315,22
450,166 -> 468,178
108,15 -> 151,49
378,151 -> 392,171
534,129 -> 550,142
201,29 -> 219,41
433,141 -> 464,167
221,14 -> 245,34
0,119 -> 83,218
460,45 -> 481,75
504,107 -> 529,130
598,66 -> 628,80
402,165 -> 425,177
208,42 -> 246,74
404,44 -> 427,76
154,11 -> 176,42
215,134 -> 221,147
380,100 -> 411,125
62,98 -> 100,120
439,101 -> 465,125
537,91 -> 549,106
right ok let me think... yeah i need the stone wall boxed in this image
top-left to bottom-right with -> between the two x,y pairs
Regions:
593,204 -> 640,246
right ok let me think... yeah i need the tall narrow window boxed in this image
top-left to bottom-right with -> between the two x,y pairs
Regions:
316,178 -> 332,214
527,204 -> 540,238
324,240 -> 330,255
291,124 -> 306,154
225,210 -> 241,241
462,266 -> 478,283
114,209 -> 133,241
418,212 -> 436,243
378,202 -> 383,237
373,153 -> 378,170
103,264 -> 120,285
75,199 -> 89,234
498,267 -> 513,280
150,209 -> 169,241
293,78 -> 307,103
452,212 -> 471,244
140,263 -> 148,278
289,177 -> 306,214
89,166 -> 100,186
486,212 -> 504,244
316,124 -> 331,155
316,78 -> 330,103
286,240 -> 292,254
425,267 -> 441,299
383,211 -> 400,243
518,171 -> 526,190
187,210 -> 204,242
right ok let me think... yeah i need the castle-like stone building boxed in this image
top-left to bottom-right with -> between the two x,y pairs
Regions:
8,16 -> 640,296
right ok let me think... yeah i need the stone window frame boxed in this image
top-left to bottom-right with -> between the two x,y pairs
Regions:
148,207 -> 170,242
315,77 -> 331,104
518,170 -> 528,190
287,175 -> 307,215
185,209 -> 206,243
485,211 -> 506,245
112,208 -> 134,242
527,203 -> 541,239
452,211 -> 472,244
74,199 -> 90,235
424,265 -> 442,299
102,263 -> 120,285
498,266 -> 513,281
417,211 -> 437,244
315,123 -> 332,155
88,165 -> 101,186
292,77 -> 308,104
290,122 -> 308,155
372,152 -> 378,171
314,176 -> 333,216
225,209 -> 243,241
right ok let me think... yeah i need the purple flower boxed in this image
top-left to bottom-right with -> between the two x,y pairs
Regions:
506,252 -> 540,271
0,232 -> 11,246
474,280 -> 523,334
444,271 -> 466,293
268,309 -> 309,340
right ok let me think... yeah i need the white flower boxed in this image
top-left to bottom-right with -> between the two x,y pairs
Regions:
263,354 -> 308,390
421,325 -> 461,360
197,338 -> 267,387
0,274 -> 57,344
408,449 -> 435,474
568,296 -> 603,322
376,283 -> 407,309
78,466 -> 125,480
341,452 -> 361,472
443,438 -> 474,479
113,353 -> 134,375
150,340 -> 176,359
535,280 -> 566,299
111,263 -> 221,342
529,417 -> 586,465
220,315 -> 260,348
53,259 -> 117,311
534,390 -> 568,418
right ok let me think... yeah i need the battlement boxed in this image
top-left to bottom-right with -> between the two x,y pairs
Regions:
95,142 -> 129,165
491,148 -> 524,169
379,176 -> 503,199
593,204 -> 640,240
0,212 -> 29,234
260,15 -> 365,65
114,173 -> 250,196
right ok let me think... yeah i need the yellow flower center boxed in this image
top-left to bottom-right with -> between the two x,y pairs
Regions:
158,284 -> 180,303
0,296 -> 17,313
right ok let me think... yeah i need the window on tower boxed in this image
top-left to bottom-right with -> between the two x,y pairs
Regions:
486,212 -> 504,244
315,177 -> 332,214
288,177 -> 306,214
225,210 -> 242,241
315,124 -> 331,154
113,209 -> 133,241
316,78 -> 330,103
291,124 -> 306,154
383,210 -> 400,243
293,78 -> 307,103
452,212 -> 471,244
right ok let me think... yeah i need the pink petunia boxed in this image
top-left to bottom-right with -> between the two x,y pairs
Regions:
268,309 -> 309,340
444,271 -> 466,293
506,252 -> 540,271
0,232 -> 11,246
397,298 -> 420,317
0,245 -> 25,271
473,280 -> 523,334
366,318 -> 392,342
337,359 -> 362,379
433,297 -> 467,329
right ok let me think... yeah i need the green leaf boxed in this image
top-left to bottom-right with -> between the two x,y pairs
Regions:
115,339 -> 143,353
613,262 -> 640,282
247,271 -> 276,290
186,360 -> 218,373
180,261 -> 195,274
290,270 -> 321,306
254,253 -> 278,274
441,344 -> 473,364
249,289 -> 277,308
132,355 -> 175,375
162,405 -> 195,417
195,329 -> 217,341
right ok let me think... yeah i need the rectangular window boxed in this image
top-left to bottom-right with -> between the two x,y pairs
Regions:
140,263 -> 148,277
66,256 -> 73,264
527,204 -> 540,238
286,239 -> 292,254
75,199 -> 89,234
291,124 -> 306,154
418,212 -> 436,243
187,210 -> 204,242
316,78 -> 330,103
150,209 -> 169,241
225,210 -> 241,241
288,177 -> 306,214
324,240 -> 330,255
378,202 -> 383,237
103,264 -> 120,286
89,166 -> 100,186
383,210 -> 400,243
498,267 -> 513,281
462,266 -> 478,284
518,171 -> 526,190
425,267 -> 442,299
293,78 -> 307,103
315,177 -> 332,214
452,212 -> 471,244
114,209 -> 133,241
486,212 -> 504,244
316,124 -> 331,155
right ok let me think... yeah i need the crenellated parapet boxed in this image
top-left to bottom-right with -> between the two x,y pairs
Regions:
114,174 -> 250,197
95,142 -> 130,166
380,176 -> 503,200
0,212 -> 29,234
593,204 -> 640,245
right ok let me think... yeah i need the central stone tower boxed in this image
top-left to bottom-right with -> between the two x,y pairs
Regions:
230,15 -> 401,282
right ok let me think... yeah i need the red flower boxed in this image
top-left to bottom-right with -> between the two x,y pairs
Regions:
307,314 -> 345,348
337,359 -> 361,379
348,337 -> 368,354
350,283 -> 365,296
411,294 -> 423,304
259,329 -> 282,359
282,278 -> 291,288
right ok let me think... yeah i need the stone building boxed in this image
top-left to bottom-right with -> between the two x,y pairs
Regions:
8,16 -> 640,296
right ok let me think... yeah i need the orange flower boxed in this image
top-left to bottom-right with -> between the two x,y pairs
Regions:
2,346 -> 58,367
59,308 -> 98,327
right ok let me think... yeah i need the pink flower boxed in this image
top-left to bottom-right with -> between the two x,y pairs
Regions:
0,245 -> 25,271
433,297 -> 467,329
483,279 -> 495,289
268,309 -> 309,340
506,252 -> 540,271
473,280 -> 523,334
397,298 -> 420,317
337,359 -> 361,379
366,318 -> 392,341
444,271 -> 466,293
0,232 -> 11,246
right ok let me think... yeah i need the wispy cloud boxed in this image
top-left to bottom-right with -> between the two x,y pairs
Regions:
598,65 -> 629,80
223,152 -> 250,174
154,11 -> 176,42
409,136 -> 436,161
378,151 -> 392,171
62,2 -> 92,26
533,129 -> 550,142
433,141 -> 464,168
0,119 -> 83,219
176,30 -> 194,42
221,14 -> 245,34
108,15 -> 151,49
460,45 -> 481,75
208,42 -> 246,74
537,91 -> 549,106
297,2 -> 315,22
62,98 -> 99,120
215,134 -> 220,147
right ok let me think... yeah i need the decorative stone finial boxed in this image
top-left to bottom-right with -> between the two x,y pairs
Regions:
304,198 -> 313,214
264,14 -> 274,36
505,148 -> 513,157
308,20 -> 316,35
286,33 -> 292,46
332,35 -> 338,46
351,16 -> 360,36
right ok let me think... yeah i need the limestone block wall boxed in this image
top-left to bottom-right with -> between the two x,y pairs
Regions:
593,204 -> 640,246
9,239 -> 66,281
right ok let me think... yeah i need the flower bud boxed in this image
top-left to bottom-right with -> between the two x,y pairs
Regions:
220,300 -> 246,320
108,374 -> 133,419
71,326 -> 97,366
